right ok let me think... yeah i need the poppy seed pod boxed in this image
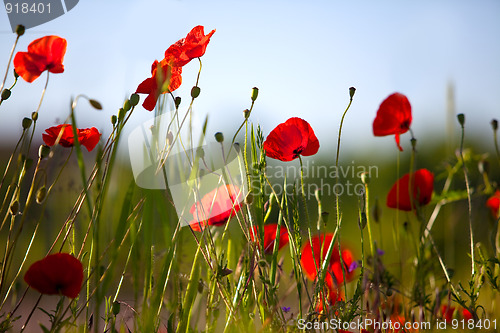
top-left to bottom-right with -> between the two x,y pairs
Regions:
38,145 -> 50,159
174,96 -> 181,109
36,186 -> 47,204
492,119 -> 498,131
1,89 -> 11,101
457,113 -> 465,126
111,115 -> 117,125
251,87 -> 259,102
16,25 -> 25,36
129,93 -> 140,106
22,117 -> 32,129
9,200 -> 19,215
349,86 -> 356,99
191,86 -> 201,99
215,132 -> 224,143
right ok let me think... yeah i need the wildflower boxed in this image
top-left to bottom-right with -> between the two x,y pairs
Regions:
14,35 -> 67,83
136,59 -> 182,111
164,25 -> 216,67
281,306 -> 291,313
373,92 -> 412,151
387,168 -> 434,211
300,233 -> 356,288
249,224 -> 289,254
486,190 -> 500,219
42,124 -> 101,152
263,117 -> 319,162
189,184 -> 243,231
315,285 -> 341,314
24,253 -> 83,298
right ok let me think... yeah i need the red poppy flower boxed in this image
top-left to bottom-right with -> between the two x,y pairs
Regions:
136,59 -> 182,111
373,92 -> 412,151
189,184 -> 243,231
462,308 -> 473,321
387,168 -> 434,211
263,117 -> 320,162
24,253 -> 83,298
315,285 -> 342,314
300,233 -> 355,288
13,35 -> 67,83
42,124 -> 101,152
486,190 -> 500,219
441,304 -> 456,322
249,224 -> 289,254
164,25 -> 216,67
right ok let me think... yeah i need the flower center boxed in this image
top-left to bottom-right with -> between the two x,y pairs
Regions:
293,146 -> 305,158
400,120 -> 410,131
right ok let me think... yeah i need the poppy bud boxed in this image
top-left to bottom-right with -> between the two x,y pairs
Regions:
111,115 -> 117,125
166,131 -> 173,145
1,89 -> 11,101
243,109 -> 251,119
349,87 -> 356,100
359,212 -> 367,229
360,172 -> 370,185
31,111 -> 38,121
89,99 -> 102,110
215,132 -> 224,143
492,119 -> 498,131
22,117 -> 32,129
118,108 -> 125,122
129,93 -> 140,106
122,99 -> 131,112
38,145 -> 50,159
457,113 -> 465,127
191,86 -> 201,99
197,278 -> 204,294
321,211 -> 329,224
233,142 -> 241,153
9,200 -> 19,215
245,192 -> 253,205
251,87 -> 259,102
16,25 -> 25,36
478,160 -> 489,175
196,147 -> 205,159
112,301 -> 121,316
25,158 -> 33,170
174,96 -> 181,109
36,186 -> 47,204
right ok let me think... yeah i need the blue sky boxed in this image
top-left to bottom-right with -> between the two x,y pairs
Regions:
1,0 -> 499,156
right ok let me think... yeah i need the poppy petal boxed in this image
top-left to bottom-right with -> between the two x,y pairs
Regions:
387,169 -> 434,211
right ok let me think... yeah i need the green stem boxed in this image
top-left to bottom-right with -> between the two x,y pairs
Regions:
458,120 -> 475,276
0,33 -> 20,94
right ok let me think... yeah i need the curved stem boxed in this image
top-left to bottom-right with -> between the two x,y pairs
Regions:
0,34 -> 20,93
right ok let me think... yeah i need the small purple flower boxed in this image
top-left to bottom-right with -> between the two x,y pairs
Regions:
282,306 -> 291,313
377,248 -> 385,256
348,260 -> 359,273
